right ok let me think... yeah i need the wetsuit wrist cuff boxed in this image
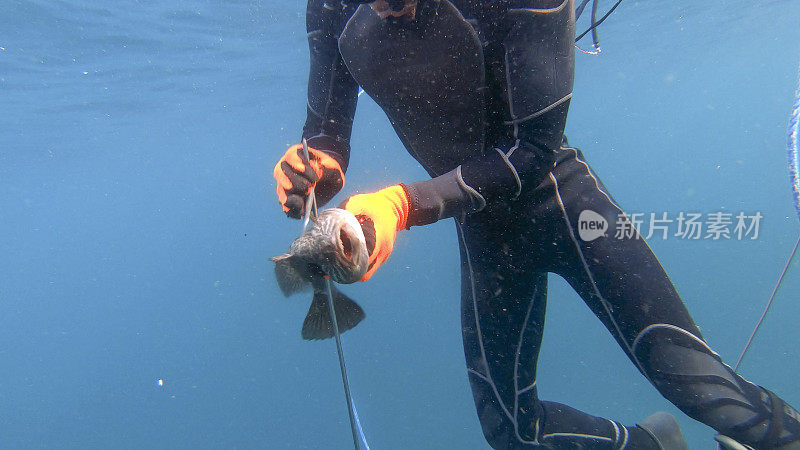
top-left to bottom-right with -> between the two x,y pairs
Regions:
404,168 -> 486,227
303,134 -> 350,173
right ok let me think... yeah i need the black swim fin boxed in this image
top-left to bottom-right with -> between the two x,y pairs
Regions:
301,286 -> 365,340
714,435 -> 754,450
637,412 -> 689,450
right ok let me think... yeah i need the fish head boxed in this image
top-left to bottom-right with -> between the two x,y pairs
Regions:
315,208 -> 369,284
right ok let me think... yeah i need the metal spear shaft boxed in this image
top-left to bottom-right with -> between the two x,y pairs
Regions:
300,139 -> 360,449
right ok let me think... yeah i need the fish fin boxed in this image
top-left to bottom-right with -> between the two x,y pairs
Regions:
271,254 -> 309,297
330,286 -> 366,335
301,287 -> 365,340
269,253 -> 292,262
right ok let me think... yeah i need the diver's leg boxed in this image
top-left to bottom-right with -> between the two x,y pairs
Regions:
456,215 -> 664,449
548,145 -> 800,449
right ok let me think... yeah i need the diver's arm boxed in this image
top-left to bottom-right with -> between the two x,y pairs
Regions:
301,0 -> 360,172
403,142 -> 557,226
404,3 -> 575,226
274,0 -> 359,218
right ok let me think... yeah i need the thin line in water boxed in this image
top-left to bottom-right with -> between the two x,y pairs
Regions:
299,139 -> 365,449
734,233 -> 800,372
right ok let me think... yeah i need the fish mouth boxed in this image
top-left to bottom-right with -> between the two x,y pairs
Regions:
334,222 -> 359,269
339,228 -> 354,260
371,0 -> 417,20
329,209 -> 368,283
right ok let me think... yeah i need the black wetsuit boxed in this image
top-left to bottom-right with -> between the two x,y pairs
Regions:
300,0 -> 800,448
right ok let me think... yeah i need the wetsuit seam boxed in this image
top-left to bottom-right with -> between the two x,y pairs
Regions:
507,0 -> 570,14
503,47 -> 519,141
466,370 -> 526,440
541,432 -> 614,442
610,420 -> 619,447
563,146 -> 621,210
630,323 -> 716,358
455,165 -> 487,212
467,368 -> 492,385
513,282 -> 539,438
505,93 -> 573,126
619,423 -> 630,450
517,380 -> 536,395
306,99 -> 324,120
322,53 -> 339,126
495,148 -> 523,199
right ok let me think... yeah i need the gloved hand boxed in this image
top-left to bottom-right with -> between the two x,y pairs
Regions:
273,144 -> 344,219
340,185 -> 410,281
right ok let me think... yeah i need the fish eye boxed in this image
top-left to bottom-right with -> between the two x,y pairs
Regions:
339,228 -> 353,259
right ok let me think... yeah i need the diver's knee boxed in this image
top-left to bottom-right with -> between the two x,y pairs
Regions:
470,383 -> 544,448
476,417 -> 529,450
632,324 -> 738,416
632,324 -> 800,448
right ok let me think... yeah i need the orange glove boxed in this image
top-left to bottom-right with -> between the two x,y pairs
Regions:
273,144 -> 345,219
341,185 -> 410,281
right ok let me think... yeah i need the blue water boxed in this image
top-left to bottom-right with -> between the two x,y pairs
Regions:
1,1 -> 799,448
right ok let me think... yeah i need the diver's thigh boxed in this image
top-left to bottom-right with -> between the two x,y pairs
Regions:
455,217 -> 549,445
546,147 -> 702,358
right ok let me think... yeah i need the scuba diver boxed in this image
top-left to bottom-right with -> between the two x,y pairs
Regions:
272,0 -> 800,448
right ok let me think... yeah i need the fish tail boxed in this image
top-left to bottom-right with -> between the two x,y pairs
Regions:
271,254 -> 309,297
301,286 -> 365,340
